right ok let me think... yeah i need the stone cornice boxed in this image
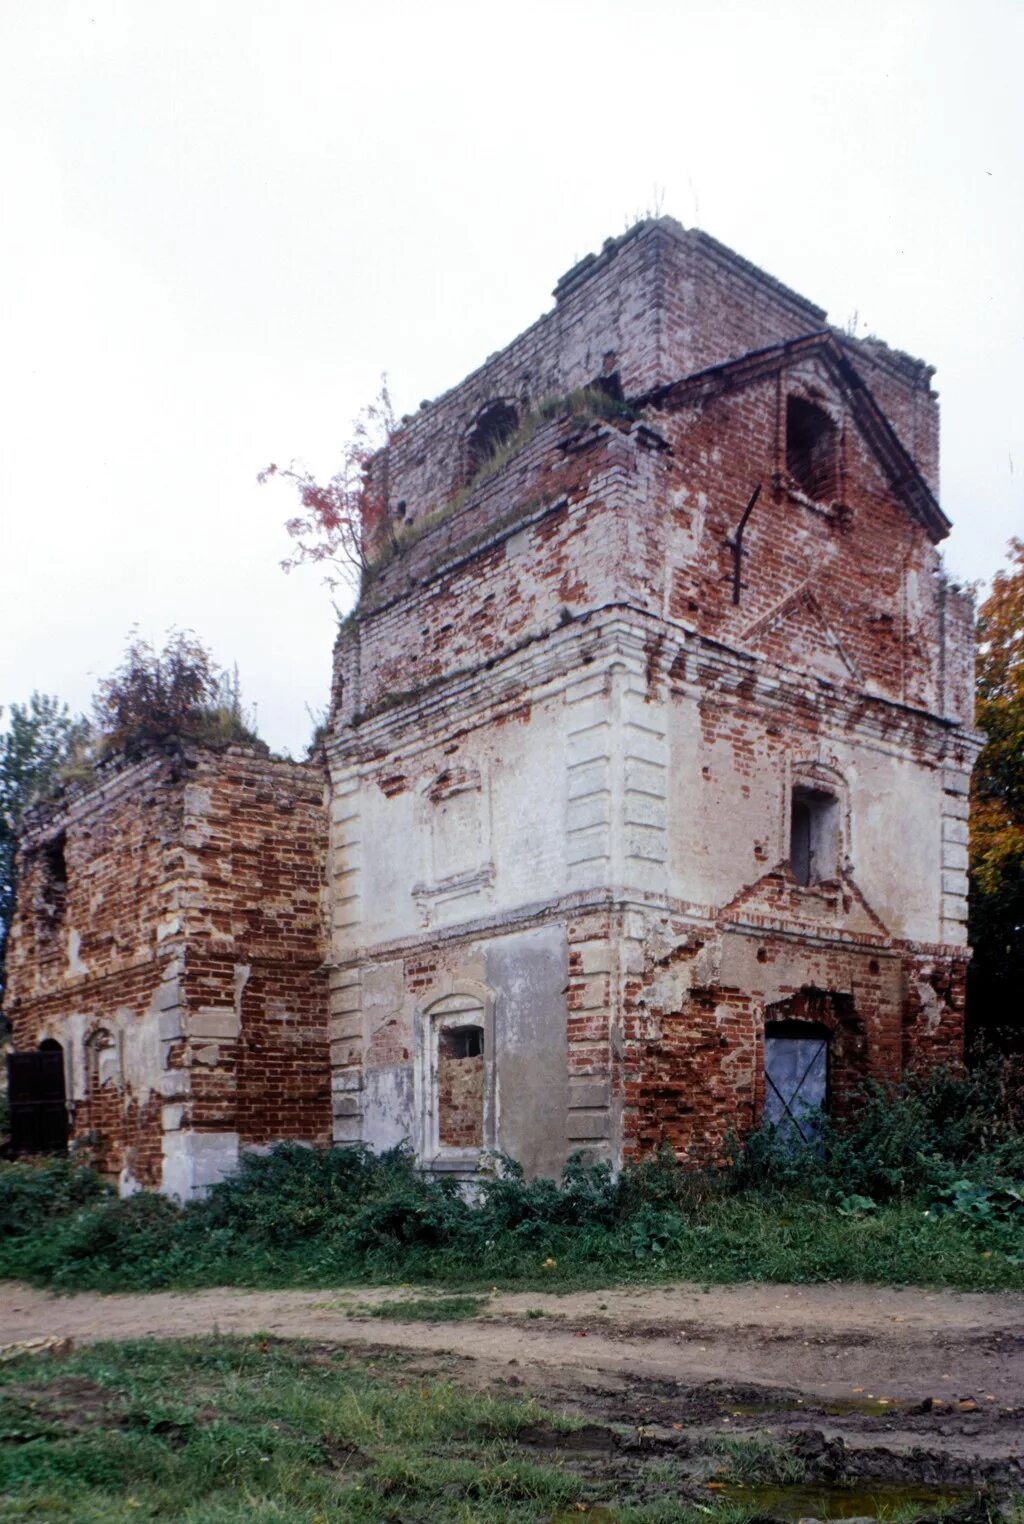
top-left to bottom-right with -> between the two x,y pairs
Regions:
326,603 -> 981,771
324,885 -> 967,972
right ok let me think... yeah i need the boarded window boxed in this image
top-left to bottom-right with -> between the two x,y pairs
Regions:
786,397 -> 838,501
790,787 -> 839,886
437,1023 -> 485,1149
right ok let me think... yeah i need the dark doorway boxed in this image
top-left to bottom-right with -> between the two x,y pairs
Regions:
7,1041 -> 69,1155
764,1020 -> 829,1145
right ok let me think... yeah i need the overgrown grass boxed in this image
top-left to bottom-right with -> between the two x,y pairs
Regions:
707,1435 -> 808,1486
2,1066 -> 1023,1296
365,1294 -> 489,1320
0,1337 -> 584,1522
0,1337 -> 1012,1523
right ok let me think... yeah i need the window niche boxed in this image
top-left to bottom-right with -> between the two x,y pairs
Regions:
35,832 -> 68,931
465,400 -> 519,482
418,989 -> 494,1167
789,786 -> 840,887
786,396 -> 838,502
85,1027 -> 120,1094
436,1023 -> 485,1150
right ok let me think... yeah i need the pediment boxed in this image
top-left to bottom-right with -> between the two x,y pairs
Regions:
740,585 -> 862,685
646,331 -> 949,543
718,864 -> 891,943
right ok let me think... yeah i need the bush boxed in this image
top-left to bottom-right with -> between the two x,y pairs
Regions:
45,1192 -> 185,1288
0,1158 -> 109,1238
732,1062 -> 1024,1207
93,630 -> 261,757
2,1059 -> 1023,1295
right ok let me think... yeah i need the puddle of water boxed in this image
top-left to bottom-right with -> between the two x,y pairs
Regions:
726,1397 -> 917,1420
716,1480 -> 968,1520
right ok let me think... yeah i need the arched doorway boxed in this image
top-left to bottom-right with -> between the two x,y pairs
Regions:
7,1039 -> 69,1155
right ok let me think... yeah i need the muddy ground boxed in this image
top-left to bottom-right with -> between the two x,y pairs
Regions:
3,1279 -> 1023,1518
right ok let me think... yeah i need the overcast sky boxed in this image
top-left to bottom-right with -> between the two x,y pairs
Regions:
1,0 -> 1021,757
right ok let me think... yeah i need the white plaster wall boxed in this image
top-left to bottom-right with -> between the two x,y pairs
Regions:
844,747 -> 944,942
161,1131 -> 240,1201
660,691 -> 945,944
341,690 -> 572,952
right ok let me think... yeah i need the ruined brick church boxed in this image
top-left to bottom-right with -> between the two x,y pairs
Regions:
6,218 -> 980,1196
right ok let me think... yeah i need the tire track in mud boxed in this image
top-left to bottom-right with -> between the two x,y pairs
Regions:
3,1278 -> 1024,1505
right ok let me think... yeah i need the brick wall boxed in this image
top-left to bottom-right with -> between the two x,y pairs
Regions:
5,744 -> 330,1192
437,1042 -> 484,1149
359,218 -> 937,542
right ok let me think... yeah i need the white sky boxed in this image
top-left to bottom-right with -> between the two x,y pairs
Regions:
1,0 -> 1021,757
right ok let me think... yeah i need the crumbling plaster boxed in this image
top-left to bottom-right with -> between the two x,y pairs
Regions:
4,219 -> 979,1192
324,220 -> 979,1174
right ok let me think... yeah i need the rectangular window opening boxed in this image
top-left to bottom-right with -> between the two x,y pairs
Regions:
790,787 -> 839,886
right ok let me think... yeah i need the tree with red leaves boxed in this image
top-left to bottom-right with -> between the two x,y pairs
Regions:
260,378 -> 398,591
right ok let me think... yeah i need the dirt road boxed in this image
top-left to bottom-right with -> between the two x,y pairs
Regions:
3,1278 -> 1023,1407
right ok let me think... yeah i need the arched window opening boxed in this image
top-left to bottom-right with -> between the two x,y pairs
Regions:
465,401 -> 519,482
786,396 -> 838,501
419,991 -> 493,1165
790,786 -> 839,886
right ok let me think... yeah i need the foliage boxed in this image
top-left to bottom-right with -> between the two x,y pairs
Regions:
263,382 -> 636,598
0,693 -> 91,1012
931,1178 -> 1024,1235
92,630 -> 260,758
4,1066 -> 1024,1295
260,376 -> 398,591
732,1061 -> 1024,1204
970,537 -> 1024,1043
0,1158 -> 108,1238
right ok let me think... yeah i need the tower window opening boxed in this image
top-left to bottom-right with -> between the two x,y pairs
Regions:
36,833 -> 68,929
786,396 -> 838,501
466,401 -> 519,481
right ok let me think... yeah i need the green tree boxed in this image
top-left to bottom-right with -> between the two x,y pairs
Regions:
0,694 -> 90,1013
969,537 -> 1024,1045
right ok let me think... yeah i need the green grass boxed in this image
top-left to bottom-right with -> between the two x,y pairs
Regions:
707,1435 -> 808,1486
0,1339 -> 1015,1523
0,1336 -> 777,1523
366,1294 -> 488,1321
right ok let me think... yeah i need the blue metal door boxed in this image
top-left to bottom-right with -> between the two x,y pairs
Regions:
764,1026 -> 828,1144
